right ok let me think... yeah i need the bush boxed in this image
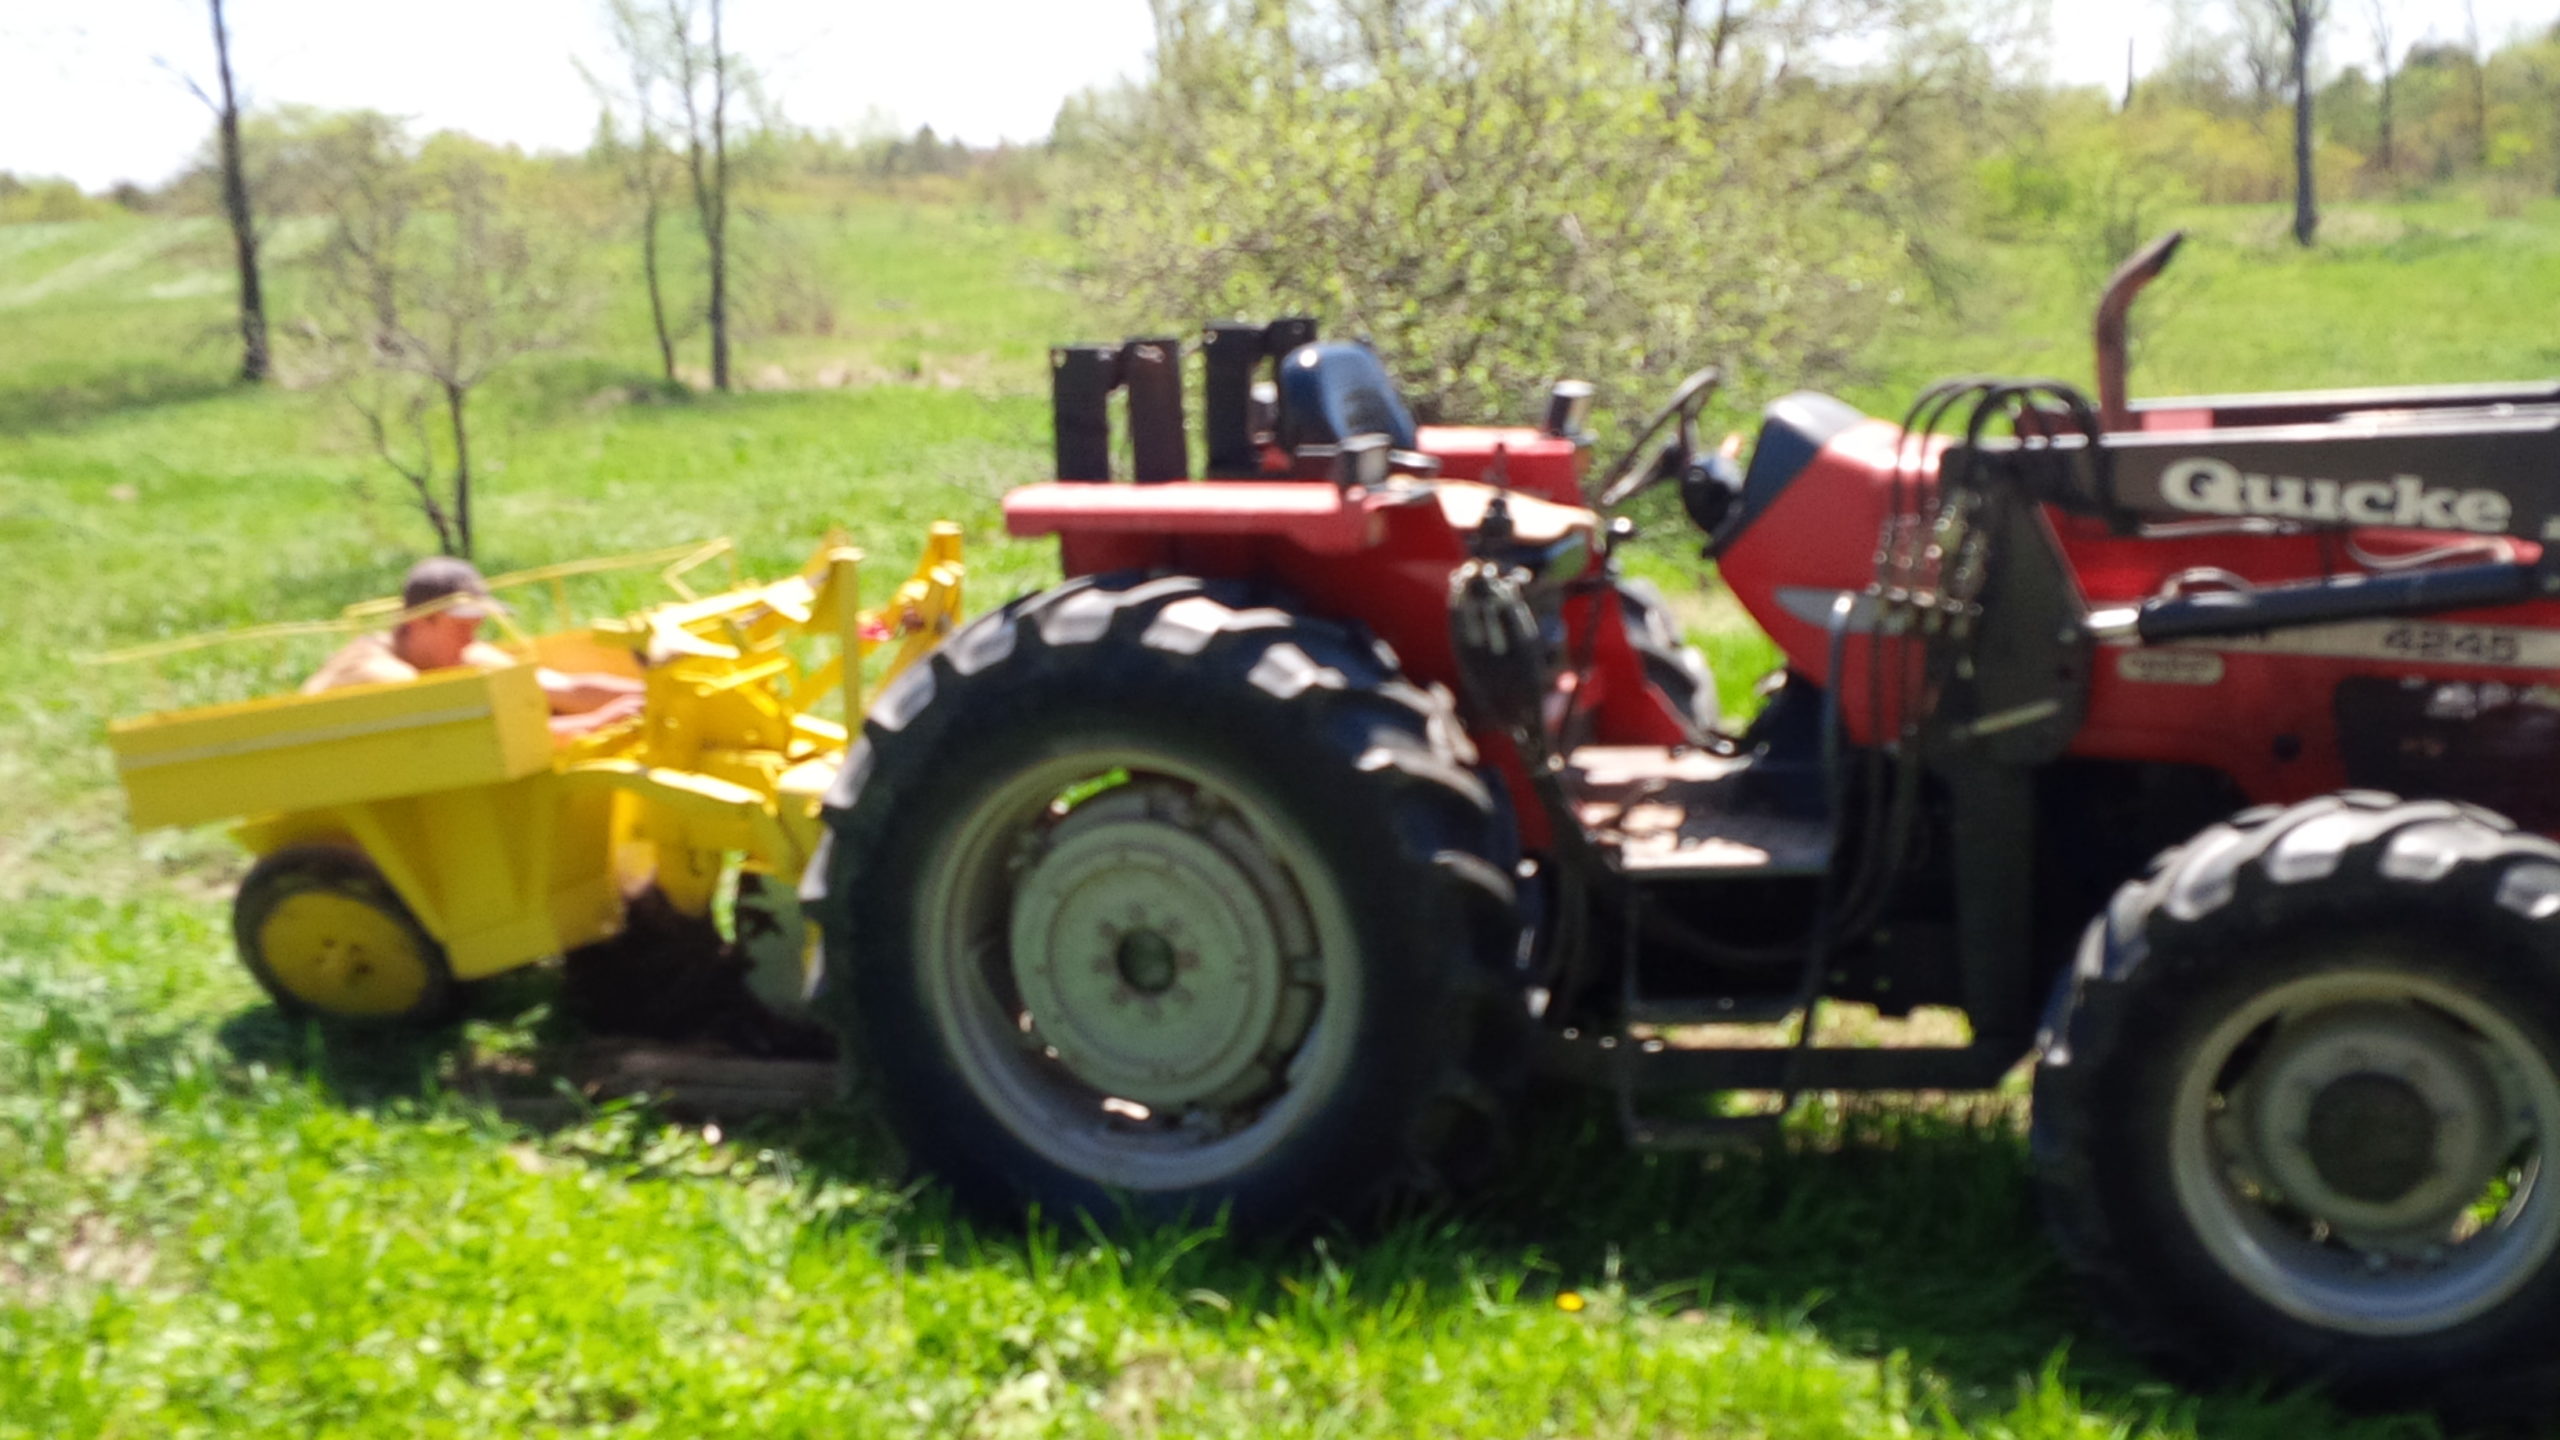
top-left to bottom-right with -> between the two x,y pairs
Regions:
0,175 -> 113,225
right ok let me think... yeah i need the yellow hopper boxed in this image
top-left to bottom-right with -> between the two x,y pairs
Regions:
99,527 -> 964,1025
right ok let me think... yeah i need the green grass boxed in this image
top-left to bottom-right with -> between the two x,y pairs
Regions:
1841,196 -> 2560,412
5,192 -> 2554,1436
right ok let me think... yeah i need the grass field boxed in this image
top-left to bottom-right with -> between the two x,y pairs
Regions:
3,192 -> 2557,1437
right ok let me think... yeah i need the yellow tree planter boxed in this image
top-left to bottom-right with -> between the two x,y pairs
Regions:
101,526 -> 965,1025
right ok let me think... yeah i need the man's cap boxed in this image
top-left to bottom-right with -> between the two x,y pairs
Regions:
402,556 -> 504,621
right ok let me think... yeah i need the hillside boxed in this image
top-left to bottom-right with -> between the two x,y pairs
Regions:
2,193 -> 2557,1436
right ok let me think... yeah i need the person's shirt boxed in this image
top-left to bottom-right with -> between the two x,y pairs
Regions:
300,633 -> 517,694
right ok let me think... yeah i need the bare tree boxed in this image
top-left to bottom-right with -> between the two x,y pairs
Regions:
2152,0 -> 2252,116
2237,3 -> 2291,112
2249,0 -> 2330,246
665,0 -> 737,392
589,0 -> 686,387
1652,0 -> 1744,113
174,0 -> 269,383
2367,0 -> 2397,174
309,125 -> 585,557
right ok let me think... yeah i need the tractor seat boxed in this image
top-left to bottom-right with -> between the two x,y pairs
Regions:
1275,342 -> 1419,452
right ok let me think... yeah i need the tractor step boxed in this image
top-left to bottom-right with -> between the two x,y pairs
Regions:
1567,746 -> 1832,878
1541,1027 -> 2028,1092
1574,1026 -> 1799,1151
1600,1031 -> 1794,1150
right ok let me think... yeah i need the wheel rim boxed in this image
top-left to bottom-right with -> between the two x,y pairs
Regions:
2169,962 -> 2560,1336
919,744 -> 1358,1193
257,890 -> 434,1018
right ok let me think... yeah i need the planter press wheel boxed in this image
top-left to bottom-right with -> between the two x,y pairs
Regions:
233,844 -> 456,1026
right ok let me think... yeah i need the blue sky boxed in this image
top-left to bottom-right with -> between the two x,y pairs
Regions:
4,0 -> 2553,191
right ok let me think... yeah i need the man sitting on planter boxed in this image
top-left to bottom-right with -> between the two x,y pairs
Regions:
304,556 -> 644,738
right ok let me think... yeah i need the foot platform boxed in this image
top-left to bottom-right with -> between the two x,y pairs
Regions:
1566,746 -> 1832,878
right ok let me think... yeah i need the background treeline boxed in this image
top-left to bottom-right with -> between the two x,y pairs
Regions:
0,112 -> 1027,227
17,2 -> 2550,226
5,0 -> 2558,516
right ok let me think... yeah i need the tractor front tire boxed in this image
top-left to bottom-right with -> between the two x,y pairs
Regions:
2034,792 -> 2560,1412
808,574 -> 1528,1231
233,844 -> 457,1027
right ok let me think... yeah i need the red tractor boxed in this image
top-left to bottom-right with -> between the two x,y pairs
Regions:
803,235 -> 2560,1408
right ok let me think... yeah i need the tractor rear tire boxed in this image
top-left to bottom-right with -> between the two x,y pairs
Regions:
806,573 -> 1529,1231
1615,577 -> 1719,743
233,844 -> 457,1027
2034,792 -> 2560,1413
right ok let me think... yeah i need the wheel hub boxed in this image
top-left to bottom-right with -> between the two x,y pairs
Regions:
2306,1073 -> 2439,1204
257,891 -> 431,1018
2239,1002 -> 2511,1245
1007,784 -> 1318,1111
1115,929 -> 1181,995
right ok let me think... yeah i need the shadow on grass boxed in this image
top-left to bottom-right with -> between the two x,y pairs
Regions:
490,355 -> 695,422
0,367 -> 242,436
844,1091 -> 2454,1440
210,973 -> 903,1179
220,999 -> 2441,1438
211,987 -> 531,1114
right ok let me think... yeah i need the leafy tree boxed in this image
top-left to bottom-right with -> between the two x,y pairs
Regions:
303,121 -> 591,557
0,175 -> 113,224
1977,91 -> 2193,283
2528,28 -> 2560,194
1062,0 -> 2015,432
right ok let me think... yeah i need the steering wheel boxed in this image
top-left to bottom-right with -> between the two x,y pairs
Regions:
1591,366 -> 1723,510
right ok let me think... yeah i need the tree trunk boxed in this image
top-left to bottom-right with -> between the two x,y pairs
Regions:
209,0 -> 268,384
1703,0 -> 1737,99
641,180 -> 677,386
1663,0 -> 1689,109
2466,2 -> 2488,167
706,0 -> 731,393
445,380 -> 474,558
2291,7 -> 2317,248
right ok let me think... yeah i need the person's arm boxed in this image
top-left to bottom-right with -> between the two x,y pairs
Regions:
535,667 -> 646,716
546,691 -> 645,739
456,640 -> 643,718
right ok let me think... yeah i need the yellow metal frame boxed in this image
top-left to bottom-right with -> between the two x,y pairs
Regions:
106,524 -> 966,985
